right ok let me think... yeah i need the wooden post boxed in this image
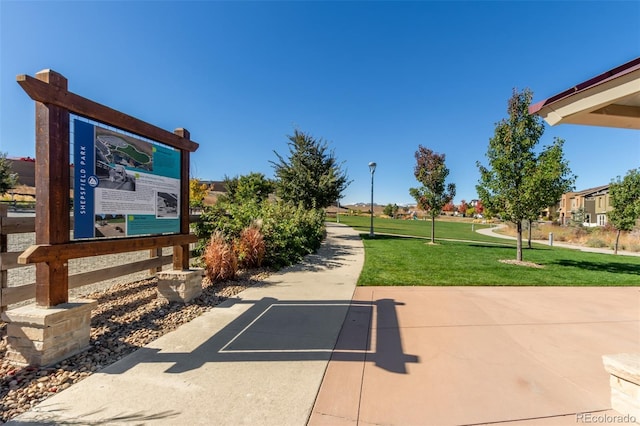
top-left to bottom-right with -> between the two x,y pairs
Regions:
149,248 -> 163,274
34,70 -> 70,307
173,128 -> 191,270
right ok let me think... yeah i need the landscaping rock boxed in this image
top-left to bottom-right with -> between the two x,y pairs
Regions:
0,268 -> 270,423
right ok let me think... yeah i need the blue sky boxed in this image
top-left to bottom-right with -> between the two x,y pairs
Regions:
1,1 -> 639,206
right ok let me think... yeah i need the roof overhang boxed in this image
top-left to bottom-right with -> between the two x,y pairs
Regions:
529,57 -> 640,130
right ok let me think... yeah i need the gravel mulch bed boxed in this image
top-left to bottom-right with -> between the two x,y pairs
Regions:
0,268 -> 270,424
498,259 -> 545,268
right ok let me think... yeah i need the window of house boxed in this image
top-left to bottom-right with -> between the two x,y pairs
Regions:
597,214 -> 607,226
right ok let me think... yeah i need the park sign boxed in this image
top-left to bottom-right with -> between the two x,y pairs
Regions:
16,69 -> 198,308
74,120 -> 181,239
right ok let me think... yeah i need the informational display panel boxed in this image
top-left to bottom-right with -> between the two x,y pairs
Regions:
73,120 -> 181,239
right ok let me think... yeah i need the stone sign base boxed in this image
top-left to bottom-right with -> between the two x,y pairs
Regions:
603,353 -> 640,421
1,299 -> 97,366
156,268 -> 204,303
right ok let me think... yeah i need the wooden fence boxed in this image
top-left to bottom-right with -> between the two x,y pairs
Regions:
0,205 -> 201,312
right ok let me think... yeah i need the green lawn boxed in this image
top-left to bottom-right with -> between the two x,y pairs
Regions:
334,214 -> 502,243
331,215 -> 640,286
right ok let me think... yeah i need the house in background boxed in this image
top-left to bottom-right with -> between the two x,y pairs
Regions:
591,186 -> 613,226
558,185 -> 612,226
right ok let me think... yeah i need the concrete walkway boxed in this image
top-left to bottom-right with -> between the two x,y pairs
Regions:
9,222 -> 364,425
9,222 -> 640,425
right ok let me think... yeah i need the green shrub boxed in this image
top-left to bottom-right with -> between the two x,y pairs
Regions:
194,201 -> 261,254
195,199 -> 325,269
260,201 -> 325,268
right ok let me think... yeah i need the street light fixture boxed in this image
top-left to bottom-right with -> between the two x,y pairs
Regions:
369,162 -> 376,237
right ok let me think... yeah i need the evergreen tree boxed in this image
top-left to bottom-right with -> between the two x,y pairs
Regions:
271,130 -> 350,209
0,153 -> 17,195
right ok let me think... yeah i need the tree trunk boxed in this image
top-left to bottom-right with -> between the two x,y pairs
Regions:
614,229 -> 621,255
516,221 -> 523,261
431,213 -> 436,244
527,219 -> 532,249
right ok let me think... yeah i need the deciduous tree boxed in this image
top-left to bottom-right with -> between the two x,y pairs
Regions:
409,146 -> 456,243
383,203 -> 399,218
189,178 -> 208,209
609,168 -> 640,254
458,200 -> 468,216
521,138 -> 576,248
223,172 -> 274,204
476,88 -> 574,261
442,201 -> 456,214
466,206 -> 476,218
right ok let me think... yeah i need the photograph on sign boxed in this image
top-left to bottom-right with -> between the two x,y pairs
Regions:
156,192 -> 179,218
73,120 -> 181,239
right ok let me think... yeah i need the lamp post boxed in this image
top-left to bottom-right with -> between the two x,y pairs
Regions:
369,162 -> 376,237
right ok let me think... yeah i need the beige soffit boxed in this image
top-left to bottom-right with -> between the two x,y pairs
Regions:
529,57 -> 640,130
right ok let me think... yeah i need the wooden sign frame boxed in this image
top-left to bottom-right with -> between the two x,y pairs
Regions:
17,69 -> 199,307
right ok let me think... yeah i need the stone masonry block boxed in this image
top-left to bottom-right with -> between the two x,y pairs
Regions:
611,388 -> 640,421
603,353 -> 640,385
7,324 -> 51,341
611,375 -> 640,402
157,268 -> 204,303
2,300 -> 96,327
603,353 -> 640,421
4,348 -> 31,365
2,299 -> 97,366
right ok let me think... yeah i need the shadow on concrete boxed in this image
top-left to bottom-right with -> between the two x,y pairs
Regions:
9,407 -> 180,425
103,297 -> 418,376
282,232 -> 363,273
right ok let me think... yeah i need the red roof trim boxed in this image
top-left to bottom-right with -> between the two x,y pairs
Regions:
529,57 -> 640,115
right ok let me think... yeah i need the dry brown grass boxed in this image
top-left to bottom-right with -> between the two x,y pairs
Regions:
236,226 -> 266,268
500,223 -> 640,252
203,231 -> 238,282
498,259 -> 545,268
0,185 -> 36,201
